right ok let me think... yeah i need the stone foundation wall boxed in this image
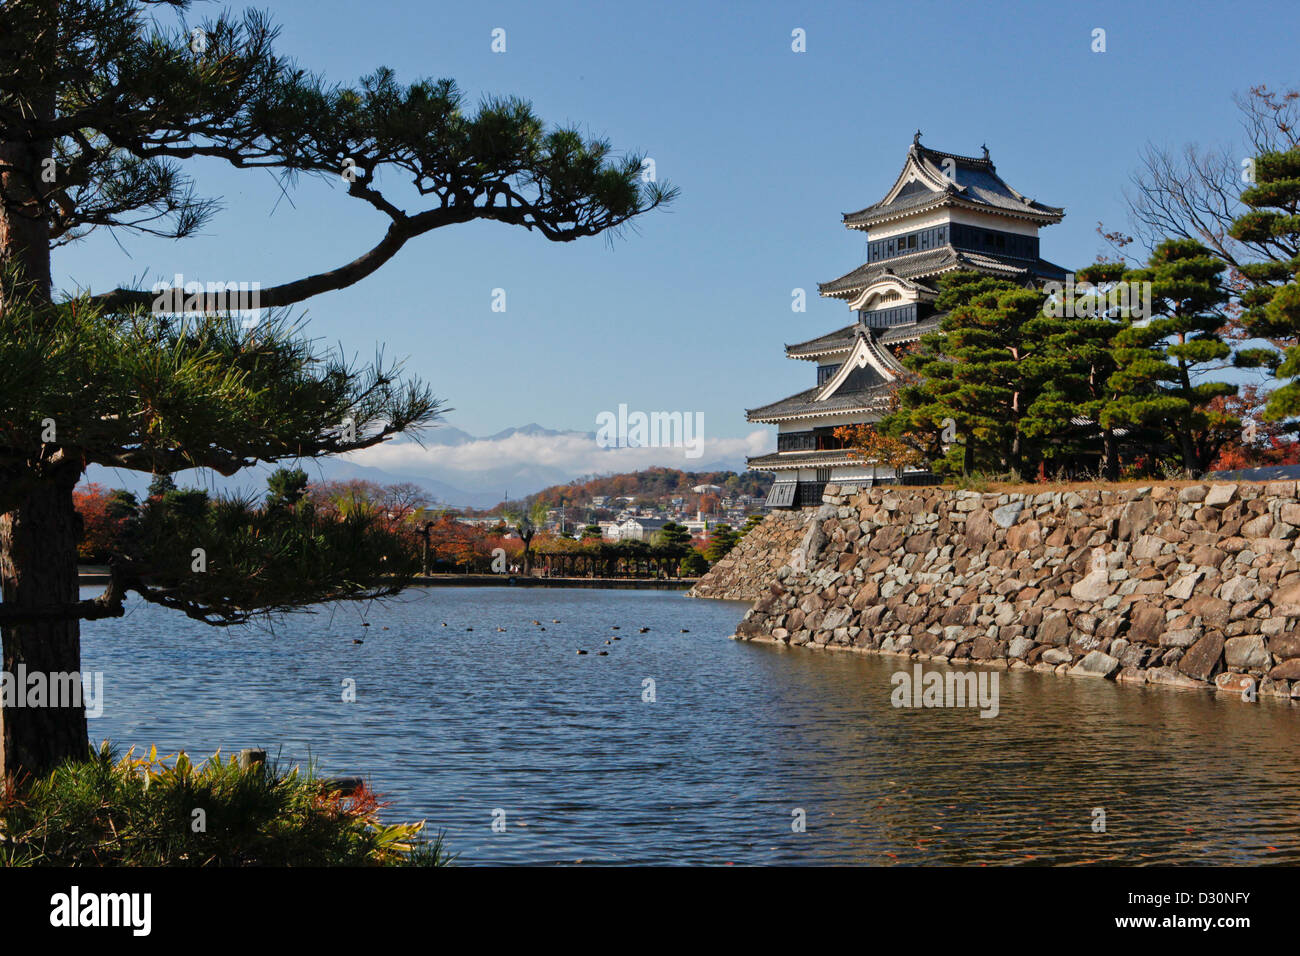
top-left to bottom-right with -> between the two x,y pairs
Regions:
687,509 -> 814,601
733,482 -> 1300,704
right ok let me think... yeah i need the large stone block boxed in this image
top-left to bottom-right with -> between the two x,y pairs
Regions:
1147,667 -> 1211,690
1069,650 -> 1120,678
1071,569 -> 1114,603
1037,612 -> 1071,645
1204,484 -> 1237,507
1268,630 -> 1300,660
1268,659 -> 1300,680
992,502 -> 1024,529
1127,603 -> 1167,644
1177,633 -> 1225,681
1215,672 -> 1257,698
1160,627 -> 1203,648
1119,498 -> 1158,540
1224,635 -> 1271,670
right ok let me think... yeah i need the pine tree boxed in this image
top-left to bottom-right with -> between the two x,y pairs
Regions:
265,467 -> 309,510
1103,240 -> 1236,475
895,271 -> 1040,476
704,524 -> 739,564
1020,263 -> 1126,479
656,521 -> 692,547
0,0 -> 671,777
146,474 -> 177,499
1231,146 -> 1300,421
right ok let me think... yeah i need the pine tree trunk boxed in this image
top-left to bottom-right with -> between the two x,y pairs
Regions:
1181,420 -> 1198,478
0,48 -> 79,780
1104,428 -> 1119,482
0,474 -> 88,780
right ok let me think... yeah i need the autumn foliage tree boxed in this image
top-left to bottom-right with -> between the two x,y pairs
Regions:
1208,385 -> 1300,470
832,424 -> 925,477
70,483 -> 132,561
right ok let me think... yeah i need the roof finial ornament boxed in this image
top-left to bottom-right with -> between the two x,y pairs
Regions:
913,129 -> 922,146
981,143 -> 990,161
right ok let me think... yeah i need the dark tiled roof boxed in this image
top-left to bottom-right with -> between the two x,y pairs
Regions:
877,313 -> 943,344
820,247 -> 958,296
747,449 -> 866,469
819,245 -> 1069,298
843,143 -> 1064,227
746,380 -> 893,423
786,323 -> 858,357
1025,256 -> 1071,282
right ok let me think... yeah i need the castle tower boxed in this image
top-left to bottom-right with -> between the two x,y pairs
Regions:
749,134 -> 1067,508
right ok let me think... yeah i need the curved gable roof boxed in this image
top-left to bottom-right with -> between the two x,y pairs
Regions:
842,140 -> 1064,229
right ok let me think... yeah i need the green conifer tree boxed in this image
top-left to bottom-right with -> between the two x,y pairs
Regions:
1021,263 -> 1126,479
1103,240 -> 1236,475
1231,146 -> 1300,422
896,271 -> 1040,476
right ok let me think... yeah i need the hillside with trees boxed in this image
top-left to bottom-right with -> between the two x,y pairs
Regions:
482,467 -> 773,514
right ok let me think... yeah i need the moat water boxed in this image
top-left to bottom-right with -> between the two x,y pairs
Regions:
82,586 -> 1300,865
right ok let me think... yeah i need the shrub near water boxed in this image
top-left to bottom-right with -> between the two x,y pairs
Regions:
0,742 -> 452,866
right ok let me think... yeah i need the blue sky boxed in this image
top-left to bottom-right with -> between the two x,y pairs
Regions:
58,0 -> 1299,482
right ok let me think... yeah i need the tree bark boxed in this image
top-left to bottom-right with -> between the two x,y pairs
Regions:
0,133 -> 54,311
0,41 -> 82,779
1,474 -> 88,780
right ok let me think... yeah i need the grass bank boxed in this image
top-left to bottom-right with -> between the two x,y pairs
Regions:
0,742 -> 453,866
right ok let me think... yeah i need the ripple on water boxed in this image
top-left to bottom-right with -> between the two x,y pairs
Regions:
81,586 -> 1300,865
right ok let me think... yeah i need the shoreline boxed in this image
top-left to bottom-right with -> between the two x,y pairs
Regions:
411,574 -> 696,590
731,629 -> 1300,706
76,568 -> 697,591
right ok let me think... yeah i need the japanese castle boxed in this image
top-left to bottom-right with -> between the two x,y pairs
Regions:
749,133 -> 1068,509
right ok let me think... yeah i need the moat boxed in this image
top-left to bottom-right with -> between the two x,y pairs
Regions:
83,586 -> 1300,865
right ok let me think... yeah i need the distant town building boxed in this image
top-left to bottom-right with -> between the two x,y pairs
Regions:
611,516 -> 671,542
748,134 -> 1067,509
457,516 -> 507,528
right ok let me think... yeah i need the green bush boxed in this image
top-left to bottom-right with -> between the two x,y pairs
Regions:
0,742 -> 453,867
680,551 -> 709,576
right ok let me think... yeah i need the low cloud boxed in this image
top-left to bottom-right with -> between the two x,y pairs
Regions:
343,428 -> 776,479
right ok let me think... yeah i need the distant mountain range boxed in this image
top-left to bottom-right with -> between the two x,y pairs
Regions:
83,422 -> 761,509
